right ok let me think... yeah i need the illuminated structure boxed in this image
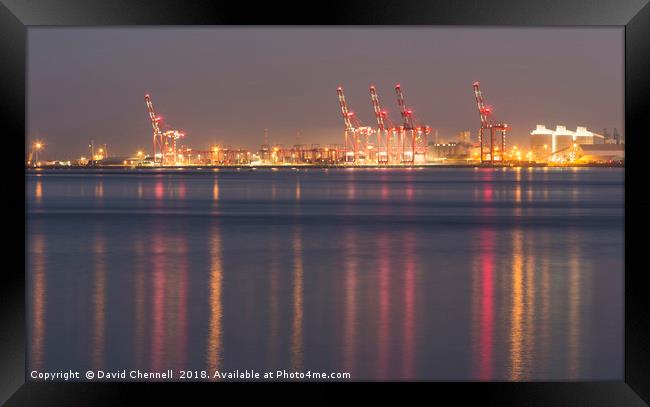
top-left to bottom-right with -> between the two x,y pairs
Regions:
426,142 -> 472,162
530,125 -> 605,162
144,94 -> 163,164
145,93 -> 186,166
30,87 -> 622,168
260,128 -> 271,163
261,144 -> 344,165
369,86 -> 392,164
28,141 -> 44,167
337,86 -> 361,163
395,84 -> 416,164
338,84 -> 430,165
339,87 -> 376,164
530,125 -> 554,162
205,146 -> 252,165
472,81 -> 509,164
395,84 -> 430,164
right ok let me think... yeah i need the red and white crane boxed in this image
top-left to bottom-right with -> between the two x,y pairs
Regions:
145,94 -> 164,165
337,86 -> 365,163
369,85 -> 392,164
395,84 -> 415,131
337,84 -> 428,165
395,84 -> 430,164
145,93 -> 185,166
472,81 -> 508,164
395,84 -> 415,163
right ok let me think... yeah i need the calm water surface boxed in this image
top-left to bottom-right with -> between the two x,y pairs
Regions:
26,167 -> 623,380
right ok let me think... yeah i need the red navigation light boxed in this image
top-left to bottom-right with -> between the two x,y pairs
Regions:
370,85 -> 376,90
347,112 -> 354,116
473,81 -> 480,87
406,110 -> 413,115
395,83 -> 401,88
155,117 -> 162,121
337,86 -> 343,91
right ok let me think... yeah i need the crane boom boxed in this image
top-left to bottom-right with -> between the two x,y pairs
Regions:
370,86 -> 393,164
369,86 -> 386,131
145,94 -> 163,164
472,81 -> 509,164
472,81 -> 490,128
145,94 -> 162,137
337,86 -> 355,131
395,84 -> 414,130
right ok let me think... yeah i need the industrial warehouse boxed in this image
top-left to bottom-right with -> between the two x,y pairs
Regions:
26,81 -> 624,168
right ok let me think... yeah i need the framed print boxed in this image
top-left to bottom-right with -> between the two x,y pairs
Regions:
1,0 -> 649,405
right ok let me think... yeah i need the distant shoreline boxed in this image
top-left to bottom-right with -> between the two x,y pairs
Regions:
26,162 -> 624,172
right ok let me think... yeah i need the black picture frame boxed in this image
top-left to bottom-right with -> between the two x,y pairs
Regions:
2,0 -> 648,404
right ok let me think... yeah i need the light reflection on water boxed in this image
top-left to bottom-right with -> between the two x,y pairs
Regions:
291,225 -> 304,372
267,226 -> 280,369
402,231 -> 416,379
133,232 -> 146,368
509,228 -> 524,381
26,168 -> 623,380
29,233 -> 46,372
376,231 -> 390,379
567,228 -> 582,380
212,177 -> 219,203
342,228 -> 357,375
35,177 -> 43,204
92,231 -> 106,370
206,220 -> 223,379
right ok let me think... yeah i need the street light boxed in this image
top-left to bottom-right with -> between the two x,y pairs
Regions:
33,141 -> 44,166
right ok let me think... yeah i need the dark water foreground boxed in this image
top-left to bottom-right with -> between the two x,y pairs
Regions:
26,167 -> 623,381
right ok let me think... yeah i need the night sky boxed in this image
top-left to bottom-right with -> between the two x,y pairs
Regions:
28,27 -> 623,159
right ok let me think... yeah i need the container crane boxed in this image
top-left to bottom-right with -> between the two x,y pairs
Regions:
145,93 -> 186,166
369,86 -> 392,164
337,86 -> 362,163
395,84 -> 430,164
472,82 -> 509,164
395,84 -> 415,163
145,94 -> 164,165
